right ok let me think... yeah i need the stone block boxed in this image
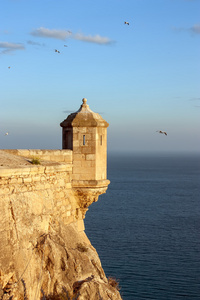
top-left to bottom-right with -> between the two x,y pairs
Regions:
44,166 -> 56,173
9,178 -> 18,184
73,154 -> 85,160
42,155 -> 51,161
86,154 -> 95,161
73,161 -> 82,167
78,128 -> 87,134
72,174 -> 81,181
81,161 -> 93,168
73,140 -> 80,147
23,177 -> 32,183
81,147 -> 92,154
17,178 -> 23,184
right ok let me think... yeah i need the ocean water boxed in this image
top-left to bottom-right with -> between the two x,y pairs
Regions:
84,153 -> 200,300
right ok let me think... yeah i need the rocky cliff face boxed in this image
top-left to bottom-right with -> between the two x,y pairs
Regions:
0,151 -> 122,300
0,222 -> 122,299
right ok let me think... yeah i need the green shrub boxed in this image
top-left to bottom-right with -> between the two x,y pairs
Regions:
31,157 -> 41,165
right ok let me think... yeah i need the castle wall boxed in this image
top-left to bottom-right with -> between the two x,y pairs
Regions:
0,159 -> 85,236
2,149 -> 73,163
0,150 -> 121,299
0,149 -> 109,241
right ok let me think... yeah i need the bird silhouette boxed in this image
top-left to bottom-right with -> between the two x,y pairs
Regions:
156,130 -> 167,136
124,21 -> 129,25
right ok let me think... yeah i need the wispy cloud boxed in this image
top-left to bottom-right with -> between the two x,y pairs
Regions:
73,33 -> 114,45
189,24 -> 200,34
173,23 -> 200,35
30,27 -> 71,40
189,97 -> 200,101
63,110 -> 73,114
27,40 -> 45,47
0,41 -> 25,55
0,30 -> 10,35
189,97 -> 200,108
30,26 -> 114,45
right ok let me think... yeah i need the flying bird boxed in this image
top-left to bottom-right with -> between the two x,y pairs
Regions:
156,130 -> 167,136
55,49 -> 60,53
124,21 -> 129,25
8,66 -> 11,69
64,45 -> 68,47
5,132 -> 9,136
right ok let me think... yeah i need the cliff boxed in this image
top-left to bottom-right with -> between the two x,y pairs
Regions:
0,150 -> 122,300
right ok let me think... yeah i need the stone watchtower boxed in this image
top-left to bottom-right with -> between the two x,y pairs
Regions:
60,98 -> 110,191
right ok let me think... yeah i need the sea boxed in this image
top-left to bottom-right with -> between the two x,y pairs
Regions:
84,152 -> 200,300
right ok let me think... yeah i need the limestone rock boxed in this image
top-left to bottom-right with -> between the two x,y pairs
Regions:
0,221 -> 122,299
0,150 -> 122,299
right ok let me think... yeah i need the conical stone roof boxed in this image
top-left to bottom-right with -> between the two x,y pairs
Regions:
60,98 -> 109,128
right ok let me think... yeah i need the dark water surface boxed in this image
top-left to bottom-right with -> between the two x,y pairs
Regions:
85,153 -> 200,300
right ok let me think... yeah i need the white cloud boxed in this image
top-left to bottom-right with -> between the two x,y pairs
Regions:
30,27 -> 71,40
73,33 -> 114,45
0,41 -> 25,54
30,27 -> 114,45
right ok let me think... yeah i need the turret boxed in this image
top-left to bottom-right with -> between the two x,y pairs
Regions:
60,98 -> 109,189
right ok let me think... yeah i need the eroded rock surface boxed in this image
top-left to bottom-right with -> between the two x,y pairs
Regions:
0,151 -> 122,300
1,223 -> 121,299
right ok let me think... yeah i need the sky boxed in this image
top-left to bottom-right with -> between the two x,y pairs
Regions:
0,0 -> 200,154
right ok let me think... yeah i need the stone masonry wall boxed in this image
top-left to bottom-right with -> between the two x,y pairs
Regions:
0,161 -> 86,233
0,150 -> 122,299
2,149 -> 73,163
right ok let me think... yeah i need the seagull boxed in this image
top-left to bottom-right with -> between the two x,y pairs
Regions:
124,21 -> 129,25
156,130 -> 167,136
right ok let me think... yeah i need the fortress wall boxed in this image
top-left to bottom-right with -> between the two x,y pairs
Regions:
0,158 -> 122,299
2,149 -> 73,163
0,162 -> 85,239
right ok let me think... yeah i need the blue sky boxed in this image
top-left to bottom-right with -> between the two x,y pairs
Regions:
0,0 -> 200,153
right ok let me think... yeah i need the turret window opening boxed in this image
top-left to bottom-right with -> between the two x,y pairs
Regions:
100,135 -> 103,145
83,135 -> 85,145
